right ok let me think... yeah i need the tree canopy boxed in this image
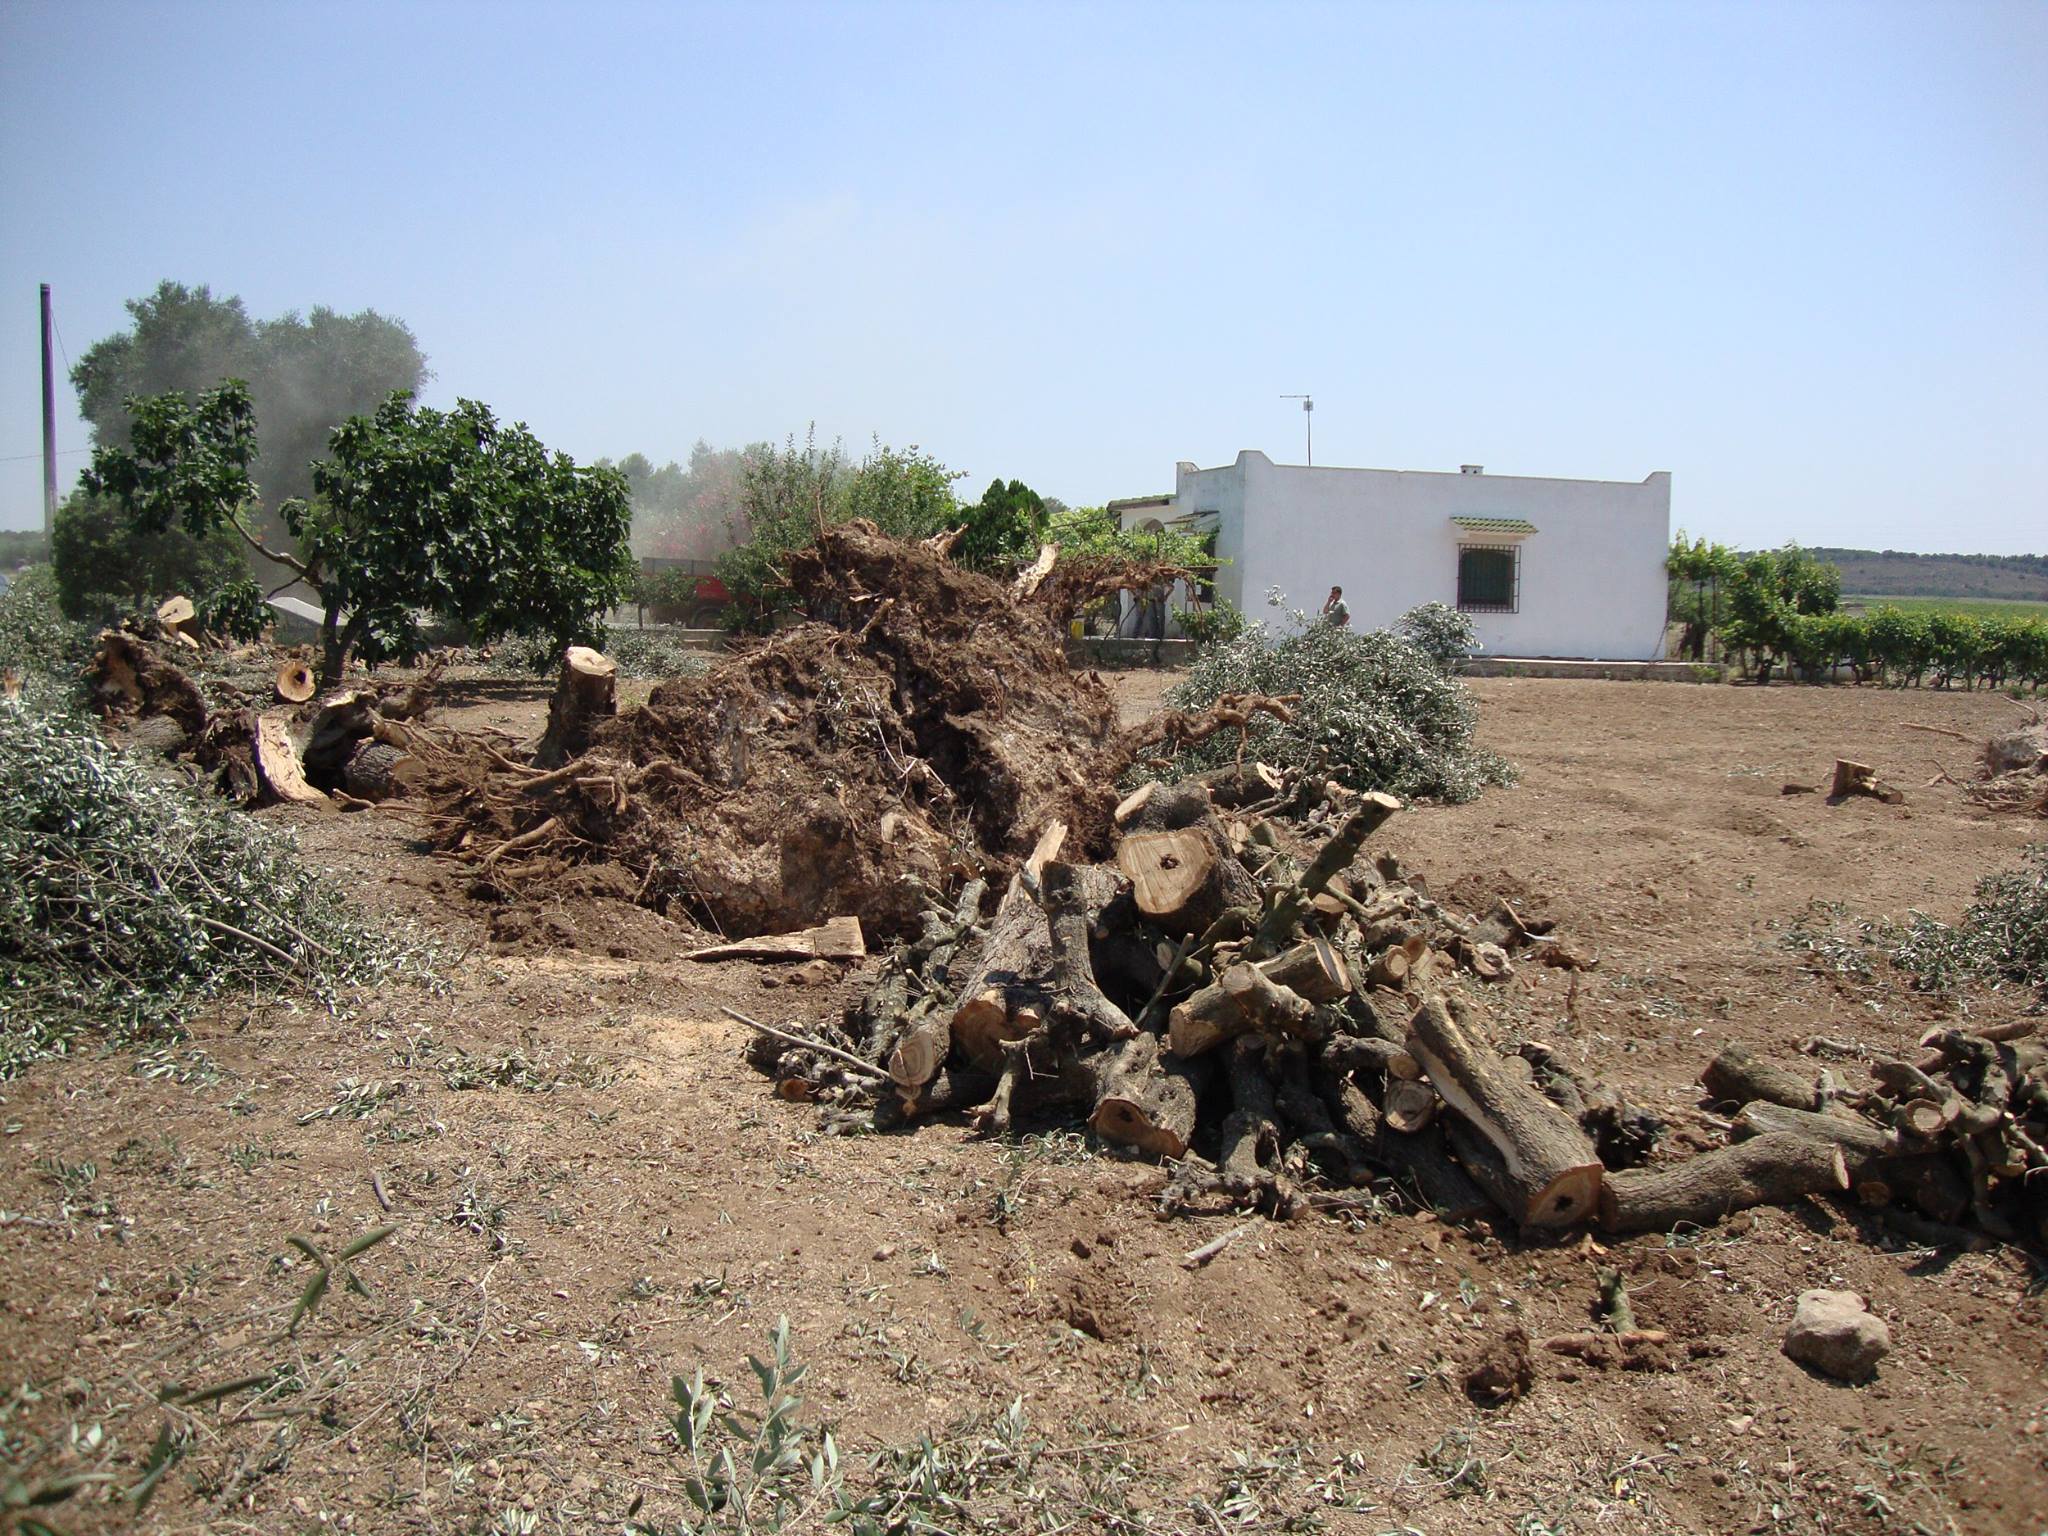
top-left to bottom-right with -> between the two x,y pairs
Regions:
84,381 -> 632,683
71,281 -> 427,516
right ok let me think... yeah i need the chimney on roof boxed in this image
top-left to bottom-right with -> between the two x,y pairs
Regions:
1460,464 -> 1484,475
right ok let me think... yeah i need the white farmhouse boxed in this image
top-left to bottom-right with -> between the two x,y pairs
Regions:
1110,450 -> 1672,660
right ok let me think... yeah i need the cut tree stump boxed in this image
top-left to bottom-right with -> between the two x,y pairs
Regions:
1408,995 -> 1604,1228
1042,861 -> 1137,1043
1597,1134 -> 1849,1234
1828,759 -> 1904,806
534,646 -> 618,767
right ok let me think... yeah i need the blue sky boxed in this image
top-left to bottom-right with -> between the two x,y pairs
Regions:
2,0 -> 2043,553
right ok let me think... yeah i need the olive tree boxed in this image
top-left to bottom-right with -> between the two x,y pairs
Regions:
84,381 -> 632,684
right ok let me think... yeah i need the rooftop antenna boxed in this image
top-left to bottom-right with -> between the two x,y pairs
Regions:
1280,394 -> 1313,465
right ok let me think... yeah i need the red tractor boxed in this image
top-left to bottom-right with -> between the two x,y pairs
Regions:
638,558 -> 730,629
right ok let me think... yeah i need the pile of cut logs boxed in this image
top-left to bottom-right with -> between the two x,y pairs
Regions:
1698,1028 -> 2047,1247
751,762 -> 2043,1246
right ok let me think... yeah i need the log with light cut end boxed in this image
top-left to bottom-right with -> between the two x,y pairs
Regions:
1168,961 -> 1315,1059
1596,1134 -> 1849,1234
1829,758 -> 1903,805
1257,938 -> 1352,1004
1117,828 -> 1220,936
534,645 -> 618,767
1700,1042 -> 1818,1111
1084,1031 -> 1203,1160
948,864 -> 1121,1069
156,594 -> 196,632
1408,994 -> 1604,1228
888,1008 -> 952,1090
1382,1078 -> 1440,1134
275,658 -> 318,704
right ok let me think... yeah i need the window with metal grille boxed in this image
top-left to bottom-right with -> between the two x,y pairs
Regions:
1456,544 -> 1519,613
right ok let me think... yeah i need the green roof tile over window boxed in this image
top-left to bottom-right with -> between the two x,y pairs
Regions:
1450,516 -> 1537,534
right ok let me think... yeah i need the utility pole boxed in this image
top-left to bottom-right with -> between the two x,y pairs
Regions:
1280,394 -> 1314,465
40,284 -> 58,539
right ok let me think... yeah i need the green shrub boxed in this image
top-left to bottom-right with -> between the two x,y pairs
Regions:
0,702 -> 438,1073
197,574 -> 268,642
1155,595 -> 1514,802
1886,845 -> 2048,997
52,491 -> 247,625
0,567 -> 92,702
1173,600 -> 1246,651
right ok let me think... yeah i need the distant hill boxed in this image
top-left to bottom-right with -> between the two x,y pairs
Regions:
1800,548 -> 2048,601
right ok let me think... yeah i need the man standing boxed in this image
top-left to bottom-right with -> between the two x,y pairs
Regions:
1321,585 -> 1351,628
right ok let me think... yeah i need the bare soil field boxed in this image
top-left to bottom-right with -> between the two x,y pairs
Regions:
4,674 -> 2044,1535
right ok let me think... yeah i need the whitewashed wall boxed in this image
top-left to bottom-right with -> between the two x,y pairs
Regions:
1152,451 -> 1670,659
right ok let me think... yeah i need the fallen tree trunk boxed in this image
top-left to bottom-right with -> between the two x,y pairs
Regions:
1408,995 -> 1603,1228
1168,960 -> 1315,1058
948,865 -> 1121,1070
1597,1134 -> 1849,1234
534,646 -> 618,768
1700,1042 -> 1819,1111
1731,1101 -> 1969,1223
1082,1030 -> 1203,1159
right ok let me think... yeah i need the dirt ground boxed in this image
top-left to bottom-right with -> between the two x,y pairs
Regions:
3,674 -> 2045,1535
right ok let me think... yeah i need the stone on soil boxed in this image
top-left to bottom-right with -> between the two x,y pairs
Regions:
1782,1288 -> 1890,1382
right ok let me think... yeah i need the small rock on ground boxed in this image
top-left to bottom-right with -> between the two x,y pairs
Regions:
1783,1288 -> 1890,1383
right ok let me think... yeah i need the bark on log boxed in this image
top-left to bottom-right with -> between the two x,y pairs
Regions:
1168,960 -> 1315,1058
1596,1134 -> 1849,1234
1408,995 -> 1604,1228
342,739 -> 407,801
1182,761 -> 1286,810
1321,1034 -> 1421,1082
1700,1042 -> 1818,1111
1042,861 -> 1136,1044
1082,1030 -> 1203,1159
690,916 -> 866,963
1322,1079 -> 1490,1219
949,865 -> 1121,1070
1217,1037 -> 1285,1208
1257,939 -> 1352,1004
534,646 -> 618,768
301,690 -> 380,782
1731,1102 -> 1968,1222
